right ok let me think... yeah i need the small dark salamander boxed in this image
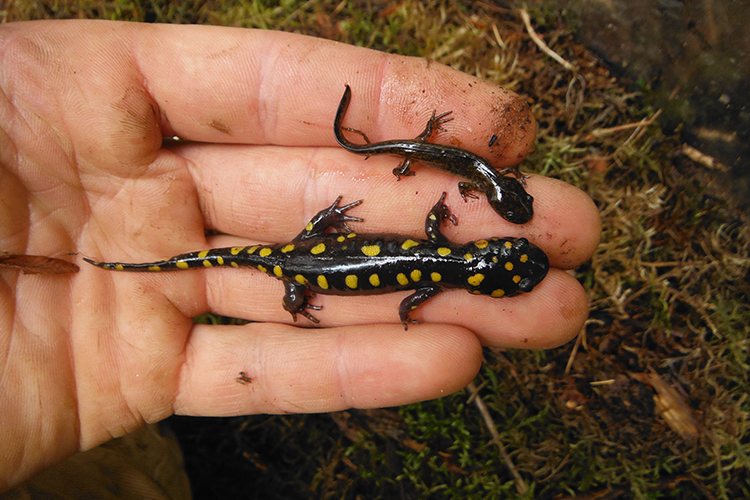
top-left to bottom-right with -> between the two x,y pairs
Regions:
334,85 -> 534,224
84,194 -> 548,329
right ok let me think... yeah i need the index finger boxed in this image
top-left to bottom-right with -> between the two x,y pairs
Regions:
135,23 -> 537,165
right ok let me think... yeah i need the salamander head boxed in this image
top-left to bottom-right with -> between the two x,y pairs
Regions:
465,237 -> 548,297
488,178 -> 534,224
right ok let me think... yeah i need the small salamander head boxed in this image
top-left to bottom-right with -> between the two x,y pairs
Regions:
488,178 -> 534,224
465,237 -> 548,298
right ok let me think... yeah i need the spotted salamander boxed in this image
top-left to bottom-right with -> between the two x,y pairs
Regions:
84,193 -> 548,329
334,85 -> 535,224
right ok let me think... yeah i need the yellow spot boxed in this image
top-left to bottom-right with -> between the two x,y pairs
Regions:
437,247 -> 451,256
311,243 -> 326,255
216,256 -> 224,265
396,273 -> 409,286
520,254 -> 528,263
257,265 -> 267,273
513,275 -> 522,283
429,213 -> 437,220
402,239 -> 419,250
259,247 -> 272,257
176,261 -> 189,270
148,265 -> 161,271
273,266 -> 283,278
345,275 -> 358,289
230,247 -> 243,255
347,233 -> 357,238
369,274 -> 380,287
492,256 -> 498,263
305,222 -> 313,232
337,236 -> 346,242
198,250 -> 209,259
295,274 -> 307,285
281,244 -> 295,253
467,274 -> 485,286
464,253 -> 473,261
202,260 -> 213,268
491,289 -> 505,298
505,241 -> 513,248
475,240 -> 489,249
472,290 -> 482,294
410,269 -> 422,282
361,245 -> 381,257
230,262 -> 239,268
505,262 -> 514,271
247,246 -> 259,254
317,275 -> 329,289
431,272 -> 442,282
114,264 -> 124,271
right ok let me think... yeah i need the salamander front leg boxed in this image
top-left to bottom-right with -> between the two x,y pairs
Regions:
294,196 -> 363,241
458,181 -> 481,203
498,166 -> 529,187
424,192 -> 458,244
282,281 -> 321,324
398,285 -> 443,330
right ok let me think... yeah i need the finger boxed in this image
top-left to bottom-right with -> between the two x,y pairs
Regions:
176,142 -> 601,268
174,322 -> 483,415
135,25 -> 536,166
1,22 -> 534,166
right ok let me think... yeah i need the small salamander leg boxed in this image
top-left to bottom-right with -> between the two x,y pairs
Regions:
392,158 -> 415,180
282,281 -> 321,324
498,166 -> 529,187
424,192 -> 458,244
458,181 -> 481,202
294,196 -> 363,241
398,285 -> 443,330
342,126 -> 372,145
416,110 -> 454,142
392,110 -> 453,180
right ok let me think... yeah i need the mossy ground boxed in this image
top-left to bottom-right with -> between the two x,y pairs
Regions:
6,1 -> 748,498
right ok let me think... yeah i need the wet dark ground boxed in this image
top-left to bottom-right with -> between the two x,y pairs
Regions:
522,0 -> 750,212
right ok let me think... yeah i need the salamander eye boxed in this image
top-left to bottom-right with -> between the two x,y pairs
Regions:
513,238 -> 530,251
518,276 -> 536,292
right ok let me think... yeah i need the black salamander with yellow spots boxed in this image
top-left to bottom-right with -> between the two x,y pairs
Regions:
334,85 -> 535,224
84,193 -> 548,329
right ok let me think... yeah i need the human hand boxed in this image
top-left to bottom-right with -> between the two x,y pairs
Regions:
0,20 -> 599,490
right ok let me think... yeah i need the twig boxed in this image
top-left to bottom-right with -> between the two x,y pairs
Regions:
519,9 -> 575,71
466,382 -> 527,494
672,143 -> 729,172
564,324 -> 585,375
586,109 -> 663,140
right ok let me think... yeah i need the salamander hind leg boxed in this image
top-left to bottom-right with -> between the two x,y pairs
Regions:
342,126 -> 372,145
416,110 -> 454,142
398,285 -> 443,330
392,159 -> 415,180
294,196 -> 363,241
282,281 -> 321,324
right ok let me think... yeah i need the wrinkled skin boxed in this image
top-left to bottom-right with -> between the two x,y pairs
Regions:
0,21 -> 601,491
